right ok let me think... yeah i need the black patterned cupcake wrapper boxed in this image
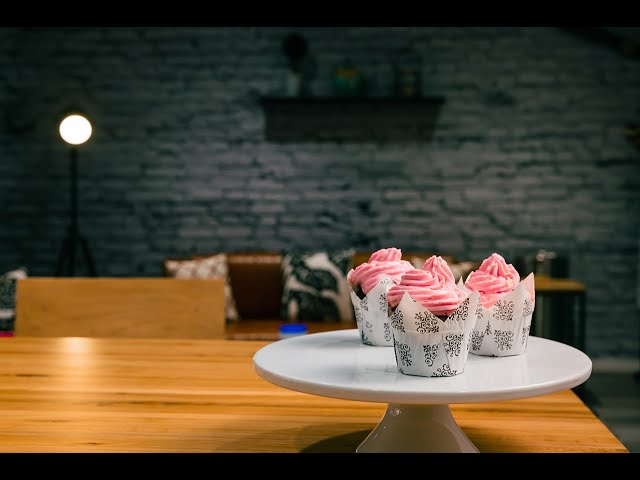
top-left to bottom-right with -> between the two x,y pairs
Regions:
350,275 -> 396,347
392,329 -> 473,377
460,275 -> 536,357
389,291 -> 479,377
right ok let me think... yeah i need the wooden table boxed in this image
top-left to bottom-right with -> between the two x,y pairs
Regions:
226,319 -> 356,341
0,336 -> 628,453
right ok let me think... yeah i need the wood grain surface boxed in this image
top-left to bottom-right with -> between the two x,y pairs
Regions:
14,278 -> 226,339
0,337 -> 627,453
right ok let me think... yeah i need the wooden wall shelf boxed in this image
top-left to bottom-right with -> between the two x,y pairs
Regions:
260,96 -> 446,142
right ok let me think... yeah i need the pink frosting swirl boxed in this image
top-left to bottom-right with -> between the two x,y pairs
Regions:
347,247 -> 414,295
387,256 -> 467,317
369,247 -> 403,262
422,255 -> 455,284
464,253 -> 520,307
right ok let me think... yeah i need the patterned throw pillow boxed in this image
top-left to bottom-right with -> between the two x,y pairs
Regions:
0,267 -> 28,335
280,250 -> 354,323
164,254 -> 240,323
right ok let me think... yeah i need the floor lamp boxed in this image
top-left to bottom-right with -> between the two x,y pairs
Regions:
55,112 -> 97,277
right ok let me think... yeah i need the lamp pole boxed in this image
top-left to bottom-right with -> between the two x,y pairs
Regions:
55,112 -> 96,277
68,147 -> 78,275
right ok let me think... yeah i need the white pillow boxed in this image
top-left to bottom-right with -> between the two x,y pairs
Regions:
280,250 -> 354,323
0,267 -> 28,332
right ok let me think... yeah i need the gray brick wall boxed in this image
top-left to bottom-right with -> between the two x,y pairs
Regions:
1,27 -> 639,359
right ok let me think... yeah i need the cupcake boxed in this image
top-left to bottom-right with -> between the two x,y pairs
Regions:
347,248 -> 414,346
387,256 -> 479,377
461,253 -> 535,357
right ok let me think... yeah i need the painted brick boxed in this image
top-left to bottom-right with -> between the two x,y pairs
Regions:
1,27 -> 639,359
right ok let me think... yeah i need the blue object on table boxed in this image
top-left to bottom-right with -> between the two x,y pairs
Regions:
279,323 -> 308,339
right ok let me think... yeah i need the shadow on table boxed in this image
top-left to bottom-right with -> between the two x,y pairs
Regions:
215,423 -> 375,453
300,426 -> 523,453
300,429 -> 371,453
215,421 -> 524,453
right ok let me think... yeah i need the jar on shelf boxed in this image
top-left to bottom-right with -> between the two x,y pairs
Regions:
393,47 -> 422,98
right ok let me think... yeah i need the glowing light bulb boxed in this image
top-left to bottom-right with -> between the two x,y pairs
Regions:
59,114 -> 92,145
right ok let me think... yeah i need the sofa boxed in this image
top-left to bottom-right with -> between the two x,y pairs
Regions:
162,250 -> 479,326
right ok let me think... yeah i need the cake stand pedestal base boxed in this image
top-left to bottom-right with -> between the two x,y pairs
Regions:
356,403 -> 478,453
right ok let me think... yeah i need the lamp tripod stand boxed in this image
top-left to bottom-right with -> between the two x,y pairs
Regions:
55,147 -> 96,277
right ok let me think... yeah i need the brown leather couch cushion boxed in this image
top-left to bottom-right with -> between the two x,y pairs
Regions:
227,252 -> 283,320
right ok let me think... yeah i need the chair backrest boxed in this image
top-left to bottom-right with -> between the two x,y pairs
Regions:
14,277 -> 225,339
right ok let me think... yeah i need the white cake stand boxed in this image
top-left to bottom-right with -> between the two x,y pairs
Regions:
253,329 -> 592,453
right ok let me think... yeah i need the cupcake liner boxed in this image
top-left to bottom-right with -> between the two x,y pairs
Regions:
459,273 -> 535,357
389,290 -> 480,377
350,275 -> 396,346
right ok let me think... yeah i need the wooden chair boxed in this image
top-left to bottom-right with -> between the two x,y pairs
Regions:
14,277 -> 226,339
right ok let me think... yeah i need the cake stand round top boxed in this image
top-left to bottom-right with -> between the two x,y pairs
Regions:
253,329 -> 592,405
